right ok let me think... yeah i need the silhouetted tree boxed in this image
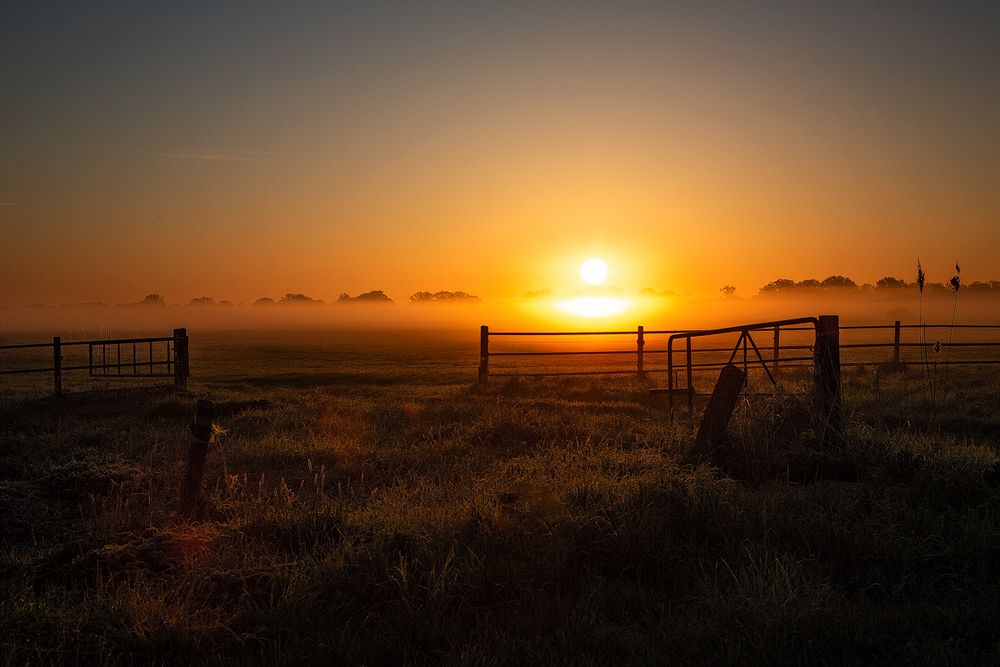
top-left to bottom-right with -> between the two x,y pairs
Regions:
876,276 -> 907,289
719,285 -> 737,299
140,294 -> 165,306
279,293 -> 324,305
188,297 -> 215,306
759,279 -> 796,295
337,290 -> 394,304
254,297 -> 275,305
821,275 -> 857,289
409,291 -> 480,303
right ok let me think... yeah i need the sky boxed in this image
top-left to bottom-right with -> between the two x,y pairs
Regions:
2,1 -> 999,307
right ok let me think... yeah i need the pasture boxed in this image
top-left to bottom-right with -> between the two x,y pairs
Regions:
1,328 -> 999,665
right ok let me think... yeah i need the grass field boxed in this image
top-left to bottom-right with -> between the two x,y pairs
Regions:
2,329 -> 999,665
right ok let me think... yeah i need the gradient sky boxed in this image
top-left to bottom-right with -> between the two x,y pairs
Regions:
2,1 -> 998,305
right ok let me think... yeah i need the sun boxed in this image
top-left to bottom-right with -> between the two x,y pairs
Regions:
580,258 -> 608,285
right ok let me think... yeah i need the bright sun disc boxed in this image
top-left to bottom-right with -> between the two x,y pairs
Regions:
580,258 -> 608,285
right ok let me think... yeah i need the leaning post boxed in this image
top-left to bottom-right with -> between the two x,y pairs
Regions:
478,325 -> 489,385
690,363 -> 746,463
53,336 -> 62,396
637,326 -> 645,378
815,315 -> 842,440
180,399 -> 215,519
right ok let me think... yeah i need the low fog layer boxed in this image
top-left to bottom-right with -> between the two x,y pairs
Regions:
1,290 -> 997,339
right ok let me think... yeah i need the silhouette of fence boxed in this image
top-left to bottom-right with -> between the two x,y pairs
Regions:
0,328 -> 189,395
477,319 -> 1000,395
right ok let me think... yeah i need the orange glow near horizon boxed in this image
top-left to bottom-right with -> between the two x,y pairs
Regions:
1,5 -> 999,310
555,296 -> 631,318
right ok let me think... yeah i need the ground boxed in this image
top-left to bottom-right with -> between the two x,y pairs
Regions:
1,330 -> 998,665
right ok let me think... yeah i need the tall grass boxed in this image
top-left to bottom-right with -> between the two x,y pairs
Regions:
1,351 -> 998,664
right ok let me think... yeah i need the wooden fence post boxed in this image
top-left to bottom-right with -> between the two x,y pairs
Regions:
815,315 -> 841,439
637,326 -> 645,378
690,363 -> 746,463
478,325 -> 489,385
180,399 -> 214,519
173,328 -> 189,389
893,320 -> 901,365
773,325 -> 780,369
53,336 -> 62,396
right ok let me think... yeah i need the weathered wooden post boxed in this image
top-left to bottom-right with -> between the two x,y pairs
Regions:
478,325 -> 489,385
893,320 -> 901,366
815,315 -> 842,438
636,326 -> 645,378
173,328 -> 189,389
772,325 -> 780,369
690,363 -> 746,463
53,336 -> 62,396
180,399 -> 215,519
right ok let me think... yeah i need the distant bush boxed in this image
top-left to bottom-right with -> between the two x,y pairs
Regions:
876,276 -> 908,289
521,289 -> 553,300
139,294 -> 165,306
253,297 -> 275,305
409,291 -> 480,303
279,293 -> 325,305
337,290 -> 394,304
188,297 -> 216,306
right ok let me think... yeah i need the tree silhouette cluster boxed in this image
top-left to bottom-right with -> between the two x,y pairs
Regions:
758,276 -> 1000,297
279,293 -> 325,305
187,297 -> 235,306
337,290 -> 394,304
409,291 -> 480,303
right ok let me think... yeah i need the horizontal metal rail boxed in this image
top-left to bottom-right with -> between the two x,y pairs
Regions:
667,318 -> 820,418
0,336 -> 172,351
478,320 -> 1000,388
0,330 -> 189,394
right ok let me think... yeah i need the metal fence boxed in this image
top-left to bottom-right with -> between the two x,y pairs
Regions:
477,319 -> 1000,392
0,328 -> 190,395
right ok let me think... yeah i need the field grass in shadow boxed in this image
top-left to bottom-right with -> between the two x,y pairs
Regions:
1,363 -> 998,664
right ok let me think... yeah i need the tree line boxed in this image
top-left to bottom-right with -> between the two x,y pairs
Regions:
757,276 -> 1000,296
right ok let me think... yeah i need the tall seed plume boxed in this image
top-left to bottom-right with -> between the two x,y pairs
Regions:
916,259 -> 925,294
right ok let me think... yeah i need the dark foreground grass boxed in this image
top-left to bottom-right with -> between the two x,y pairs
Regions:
1,357 -> 999,665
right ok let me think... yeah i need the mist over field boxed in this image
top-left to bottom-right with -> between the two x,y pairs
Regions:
1,291 -> 996,339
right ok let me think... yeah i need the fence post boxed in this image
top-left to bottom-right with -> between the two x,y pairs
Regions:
637,326 -> 645,378
815,315 -> 841,440
180,399 -> 214,519
478,325 -> 489,385
893,320 -> 901,365
53,336 -> 62,396
690,363 -> 746,463
773,325 -> 780,369
173,328 -> 189,389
